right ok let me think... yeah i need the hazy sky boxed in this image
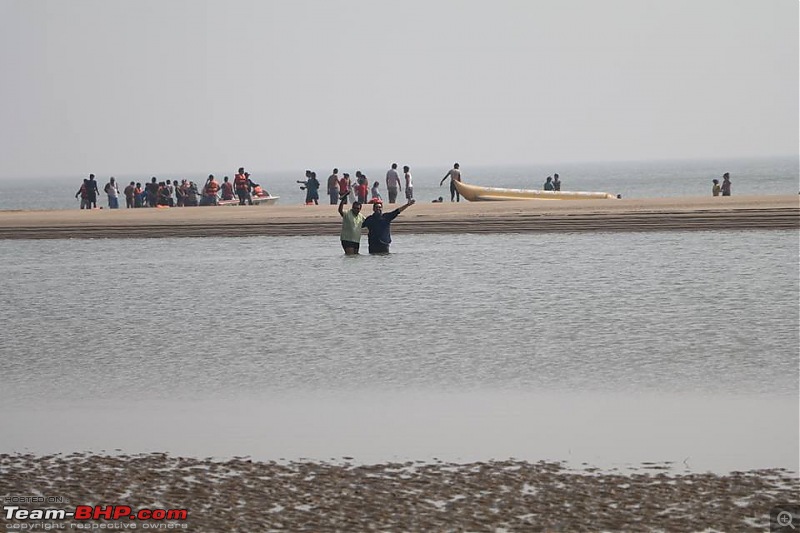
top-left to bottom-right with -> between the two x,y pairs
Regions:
0,0 -> 797,179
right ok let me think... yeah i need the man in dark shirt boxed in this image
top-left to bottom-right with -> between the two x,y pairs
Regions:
361,199 -> 415,254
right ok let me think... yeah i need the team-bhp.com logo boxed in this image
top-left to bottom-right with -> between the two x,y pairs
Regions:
4,505 -> 188,521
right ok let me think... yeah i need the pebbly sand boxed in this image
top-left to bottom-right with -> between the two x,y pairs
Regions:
0,453 -> 798,531
0,195 -> 797,239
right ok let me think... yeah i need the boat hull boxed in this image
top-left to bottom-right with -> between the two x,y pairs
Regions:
218,195 -> 280,206
454,181 -> 615,201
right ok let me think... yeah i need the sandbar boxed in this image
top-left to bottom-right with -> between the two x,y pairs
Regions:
0,195 -> 797,239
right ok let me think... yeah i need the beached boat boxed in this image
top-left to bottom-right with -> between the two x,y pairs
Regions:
218,194 -> 280,206
454,180 -> 616,201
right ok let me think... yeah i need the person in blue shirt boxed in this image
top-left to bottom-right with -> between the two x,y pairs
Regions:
361,199 -> 415,254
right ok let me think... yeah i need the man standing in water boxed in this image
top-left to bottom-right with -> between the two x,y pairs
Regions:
440,162 -> 462,202
338,194 -> 366,255
362,199 -> 415,254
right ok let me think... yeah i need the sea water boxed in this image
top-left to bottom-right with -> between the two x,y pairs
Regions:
0,156 -> 797,210
1,230 -> 797,472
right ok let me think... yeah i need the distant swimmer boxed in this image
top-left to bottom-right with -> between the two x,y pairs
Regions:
712,179 -> 721,197
553,173 -> 561,191
721,173 -> 731,196
543,176 -> 554,191
338,195 -> 366,255
386,163 -> 402,203
362,199 -> 415,254
439,163 -> 462,202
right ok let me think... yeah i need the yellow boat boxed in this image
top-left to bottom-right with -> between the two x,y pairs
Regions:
454,180 -> 616,201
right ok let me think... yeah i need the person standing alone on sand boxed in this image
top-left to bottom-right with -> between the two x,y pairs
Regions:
362,199 -> 415,254
386,163 -> 402,203
440,163 -> 462,202
338,195 -> 366,255
721,173 -> 732,196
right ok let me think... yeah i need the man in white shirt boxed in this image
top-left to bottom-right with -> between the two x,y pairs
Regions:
385,163 -> 402,203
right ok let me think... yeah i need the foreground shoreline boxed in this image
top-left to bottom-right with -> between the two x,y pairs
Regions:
1,453 -> 797,531
0,195 -> 797,239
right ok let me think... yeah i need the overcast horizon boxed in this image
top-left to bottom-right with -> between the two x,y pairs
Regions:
1,0 -> 797,180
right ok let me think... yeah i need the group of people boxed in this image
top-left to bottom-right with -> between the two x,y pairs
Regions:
75,168 -> 269,209
301,162 -> 465,206
307,165 -> 416,207
711,173 -> 732,197
543,173 -> 562,191
338,192 -> 415,255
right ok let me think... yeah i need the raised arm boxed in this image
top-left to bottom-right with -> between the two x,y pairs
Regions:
338,195 -> 346,217
397,198 -> 416,213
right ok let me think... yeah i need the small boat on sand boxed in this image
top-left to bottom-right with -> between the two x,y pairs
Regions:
218,194 -> 280,206
454,180 -> 616,201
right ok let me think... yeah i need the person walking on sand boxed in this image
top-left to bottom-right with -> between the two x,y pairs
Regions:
362,198 -> 415,254
386,163 -> 402,204
440,162 -> 462,202
721,173 -> 732,196
327,168 -> 340,205
404,166 -> 414,201
553,173 -> 561,191
338,194 -> 366,255
297,171 -> 320,205
712,179 -> 721,197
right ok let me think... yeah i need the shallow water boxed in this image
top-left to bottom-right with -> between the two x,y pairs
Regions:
1,231 -> 797,472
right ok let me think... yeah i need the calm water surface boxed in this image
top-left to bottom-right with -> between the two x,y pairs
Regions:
1,231 -> 797,471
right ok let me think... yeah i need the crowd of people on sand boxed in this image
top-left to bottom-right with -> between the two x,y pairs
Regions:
300,163 -> 422,206
74,168 -> 271,209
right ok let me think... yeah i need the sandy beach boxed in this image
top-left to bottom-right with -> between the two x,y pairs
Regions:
1,453 -> 797,531
0,195 -> 797,239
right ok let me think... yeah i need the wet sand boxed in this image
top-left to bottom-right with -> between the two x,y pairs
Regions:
0,195 -> 797,239
0,453 -> 797,531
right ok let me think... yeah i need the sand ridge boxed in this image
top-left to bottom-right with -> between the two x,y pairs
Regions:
0,195 -> 797,239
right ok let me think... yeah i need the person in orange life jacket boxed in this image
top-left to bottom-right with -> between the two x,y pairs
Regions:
234,167 -> 251,205
220,176 -> 235,200
201,174 -> 220,206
